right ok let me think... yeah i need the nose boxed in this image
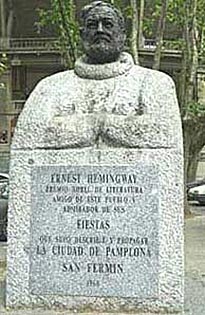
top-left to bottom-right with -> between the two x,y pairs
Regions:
97,21 -> 103,32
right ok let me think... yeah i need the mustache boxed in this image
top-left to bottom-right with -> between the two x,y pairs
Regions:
93,34 -> 111,43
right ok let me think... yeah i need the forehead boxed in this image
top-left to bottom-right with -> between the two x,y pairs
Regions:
86,6 -> 118,21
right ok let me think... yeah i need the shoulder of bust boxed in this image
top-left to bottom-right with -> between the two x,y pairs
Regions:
132,65 -> 175,88
35,69 -> 76,91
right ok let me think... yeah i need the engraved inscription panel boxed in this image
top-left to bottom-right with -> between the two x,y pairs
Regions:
29,165 -> 159,297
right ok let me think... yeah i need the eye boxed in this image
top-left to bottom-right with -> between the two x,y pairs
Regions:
103,20 -> 114,28
86,20 -> 97,29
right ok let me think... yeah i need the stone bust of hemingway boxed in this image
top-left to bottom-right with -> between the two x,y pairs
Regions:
12,1 -> 182,150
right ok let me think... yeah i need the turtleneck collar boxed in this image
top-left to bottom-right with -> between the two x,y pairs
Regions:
74,52 -> 134,80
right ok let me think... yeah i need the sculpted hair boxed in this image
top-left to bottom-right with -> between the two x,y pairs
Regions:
80,1 -> 125,33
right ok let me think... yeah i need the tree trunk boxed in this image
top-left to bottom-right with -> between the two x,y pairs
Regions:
183,119 -> 192,184
199,27 -> 205,55
57,0 -> 77,68
0,0 -> 6,37
152,0 -> 168,70
185,116 -> 205,182
6,0 -> 14,38
138,0 -> 144,48
181,0 -> 199,184
179,41 -> 188,116
179,2 -> 190,116
130,0 -> 139,64
187,156 -> 199,182
187,0 -> 198,102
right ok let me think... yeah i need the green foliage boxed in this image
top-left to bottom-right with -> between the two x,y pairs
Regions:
123,5 -> 133,20
36,0 -> 79,68
143,0 -> 185,38
166,0 -> 186,26
143,0 -> 161,37
186,101 -> 205,116
167,0 -> 205,54
163,39 -> 185,51
107,0 -> 133,21
107,0 -> 122,8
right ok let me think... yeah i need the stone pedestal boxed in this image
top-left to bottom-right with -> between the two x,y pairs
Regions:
7,147 -> 183,313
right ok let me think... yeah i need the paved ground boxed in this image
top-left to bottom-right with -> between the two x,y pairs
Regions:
184,210 -> 205,315
0,207 -> 205,315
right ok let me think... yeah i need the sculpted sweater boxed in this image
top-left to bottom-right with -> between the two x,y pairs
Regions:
12,53 -> 182,150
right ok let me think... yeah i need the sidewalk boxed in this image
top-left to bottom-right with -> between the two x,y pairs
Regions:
184,213 -> 205,314
0,213 -> 205,315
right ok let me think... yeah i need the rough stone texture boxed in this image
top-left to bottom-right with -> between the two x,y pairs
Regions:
29,165 -> 159,298
12,53 -> 182,151
7,53 -> 184,313
7,149 -> 183,313
3,214 -> 205,315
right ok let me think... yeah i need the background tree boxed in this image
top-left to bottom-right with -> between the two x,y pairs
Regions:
129,0 -> 139,64
143,0 -> 205,184
0,0 -> 13,48
138,0 -> 145,48
37,0 -> 79,68
167,0 -> 205,183
152,0 -> 168,70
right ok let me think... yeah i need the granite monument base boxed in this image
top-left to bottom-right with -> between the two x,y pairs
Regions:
7,148 -> 183,313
